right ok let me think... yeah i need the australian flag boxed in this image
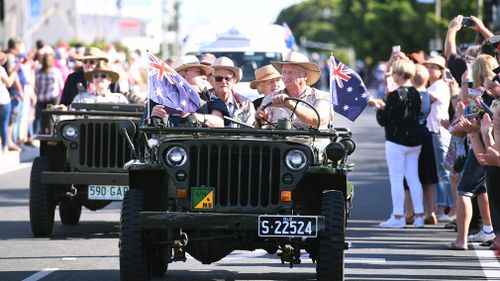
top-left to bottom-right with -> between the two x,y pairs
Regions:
148,52 -> 199,114
330,56 -> 368,121
282,22 -> 297,50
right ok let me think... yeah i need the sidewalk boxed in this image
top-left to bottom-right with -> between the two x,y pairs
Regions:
0,143 -> 40,171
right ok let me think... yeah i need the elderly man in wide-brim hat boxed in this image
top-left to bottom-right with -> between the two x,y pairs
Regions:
255,51 -> 333,129
59,47 -> 121,106
210,56 -> 255,127
150,55 -> 229,127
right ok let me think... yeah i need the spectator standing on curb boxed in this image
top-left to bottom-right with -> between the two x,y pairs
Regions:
376,58 -> 424,228
424,56 -> 456,222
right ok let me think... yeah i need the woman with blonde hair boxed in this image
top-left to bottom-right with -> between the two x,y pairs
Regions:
404,64 -> 439,225
377,58 -> 425,228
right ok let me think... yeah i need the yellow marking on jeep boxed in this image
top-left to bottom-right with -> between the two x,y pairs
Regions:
193,190 -> 214,209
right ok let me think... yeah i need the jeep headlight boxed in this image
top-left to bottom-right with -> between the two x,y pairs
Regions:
285,149 -> 307,171
62,124 -> 78,140
165,146 -> 187,166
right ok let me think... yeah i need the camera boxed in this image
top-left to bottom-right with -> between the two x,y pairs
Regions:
392,45 -> 401,53
462,17 -> 474,27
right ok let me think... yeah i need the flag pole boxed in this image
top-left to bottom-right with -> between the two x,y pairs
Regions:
329,51 -> 338,106
146,50 -> 151,123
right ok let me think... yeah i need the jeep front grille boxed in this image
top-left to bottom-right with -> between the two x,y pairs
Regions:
188,142 -> 281,209
76,122 -> 132,171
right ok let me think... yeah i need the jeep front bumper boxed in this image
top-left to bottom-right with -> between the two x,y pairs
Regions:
140,211 -> 326,232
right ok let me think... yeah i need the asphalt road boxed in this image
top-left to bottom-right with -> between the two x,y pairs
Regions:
0,109 -> 499,281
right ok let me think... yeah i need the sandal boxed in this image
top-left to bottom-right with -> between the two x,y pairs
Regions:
447,241 -> 467,250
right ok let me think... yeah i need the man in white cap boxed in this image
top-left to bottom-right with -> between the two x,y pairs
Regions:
210,56 -> 255,127
255,51 -> 333,129
150,55 -> 229,127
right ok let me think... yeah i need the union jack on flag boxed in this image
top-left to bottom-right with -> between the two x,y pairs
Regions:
330,56 -> 368,121
147,52 -> 200,114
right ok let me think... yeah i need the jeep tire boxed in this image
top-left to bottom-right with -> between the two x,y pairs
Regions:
120,189 -> 167,280
59,198 -> 82,225
316,190 -> 345,281
29,156 -> 56,237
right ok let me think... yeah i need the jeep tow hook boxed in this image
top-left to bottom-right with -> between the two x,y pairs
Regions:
278,245 -> 301,268
172,231 -> 188,262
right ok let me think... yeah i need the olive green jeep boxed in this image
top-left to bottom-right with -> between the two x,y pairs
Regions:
119,101 -> 355,281
29,103 -> 144,237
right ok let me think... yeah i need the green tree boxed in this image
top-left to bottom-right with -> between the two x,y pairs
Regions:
276,0 -> 484,66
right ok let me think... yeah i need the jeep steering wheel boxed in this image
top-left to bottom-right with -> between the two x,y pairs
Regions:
260,97 -> 321,129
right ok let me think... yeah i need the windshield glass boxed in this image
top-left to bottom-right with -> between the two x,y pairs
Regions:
200,52 -> 283,82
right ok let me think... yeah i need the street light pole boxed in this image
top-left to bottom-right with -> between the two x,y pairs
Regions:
435,0 -> 442,51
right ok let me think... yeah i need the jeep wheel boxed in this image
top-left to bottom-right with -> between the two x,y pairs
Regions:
29,156 -> 56,237
316,190 -> 345,281
59,198 -> 82,225
120,189 -> 167,280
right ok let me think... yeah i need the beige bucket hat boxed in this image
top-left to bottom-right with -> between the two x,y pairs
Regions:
173,55 -> 214,75
250,64 -> 282,89
423,56 -> 446,69
84,61 -> 120,83
212,56 -> 242,81
271,51 -> 321,86
75,47 -> 109,62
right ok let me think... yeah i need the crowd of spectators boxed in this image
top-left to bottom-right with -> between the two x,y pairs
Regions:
373,14 -> 499,255
0,38 -> 148,154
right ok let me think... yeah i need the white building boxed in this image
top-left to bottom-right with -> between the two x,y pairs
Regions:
0,0 -> 178,54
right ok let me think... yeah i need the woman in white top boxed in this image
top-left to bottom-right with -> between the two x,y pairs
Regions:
71,61 -> 128,105
423,56 -> 455,220
0,52 -> 19,153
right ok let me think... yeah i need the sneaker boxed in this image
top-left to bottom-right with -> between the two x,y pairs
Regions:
467,229 -> 496,243
413,217 -> 425,228
437,214 -> 455,222
379,216 -> 405,228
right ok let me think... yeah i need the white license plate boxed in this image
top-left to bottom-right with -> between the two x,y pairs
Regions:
258,215 -> 318,238
88,185 -> 129,200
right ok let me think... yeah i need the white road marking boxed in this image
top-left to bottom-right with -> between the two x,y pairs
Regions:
61,257 -> 77,261
193,249 -> 387,264
22,268 -> 59,281
0,162 -> 32,176
473,244 -> 500,279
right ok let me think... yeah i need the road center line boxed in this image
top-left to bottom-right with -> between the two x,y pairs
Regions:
22,268 -> 59,281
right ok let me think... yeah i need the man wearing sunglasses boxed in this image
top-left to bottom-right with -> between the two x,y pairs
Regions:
210,56 -> 255,127
255,51 -> 333,129
150,55 -> 229,127
59,47 -> 120,106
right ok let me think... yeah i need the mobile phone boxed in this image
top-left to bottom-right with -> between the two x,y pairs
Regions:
479,100 -> 494,116
462,17 -> 474,27
445,69 -> 453,81
392,45 -> 401,53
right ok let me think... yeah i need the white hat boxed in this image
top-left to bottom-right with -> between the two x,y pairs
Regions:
174,55 -> 214,75
271,51 -> 321,86
212,56 -> 242,81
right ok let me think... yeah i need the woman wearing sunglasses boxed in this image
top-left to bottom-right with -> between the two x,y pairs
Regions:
70,61 -> 128,104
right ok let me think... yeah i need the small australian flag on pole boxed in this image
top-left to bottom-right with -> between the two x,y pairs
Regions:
330,56 -> 368,121
147,52 -> 200,114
